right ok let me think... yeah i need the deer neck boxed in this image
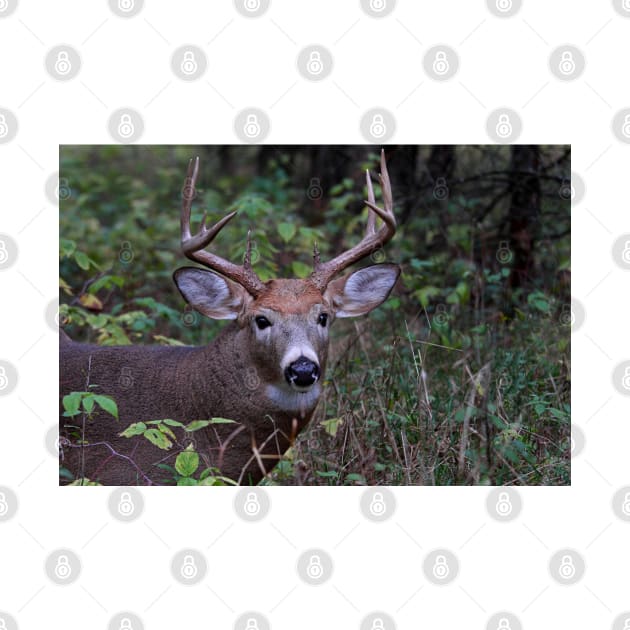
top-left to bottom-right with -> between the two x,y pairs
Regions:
187,322 -> 321,427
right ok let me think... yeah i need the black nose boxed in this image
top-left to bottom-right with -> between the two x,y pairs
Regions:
285,356 -> 320,388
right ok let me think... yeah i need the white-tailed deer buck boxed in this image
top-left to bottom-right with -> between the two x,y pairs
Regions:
60,150 -> 400,485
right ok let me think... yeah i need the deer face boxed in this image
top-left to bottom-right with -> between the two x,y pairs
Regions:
175,150 -> 399,412
173,265 -> 399,408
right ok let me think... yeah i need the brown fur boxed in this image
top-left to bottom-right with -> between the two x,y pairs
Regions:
60,263 -> 400,486
60,317 -> 323,486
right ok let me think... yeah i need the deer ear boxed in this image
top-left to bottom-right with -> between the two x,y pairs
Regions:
324,264 -> 400,318
173,267 -> 251,320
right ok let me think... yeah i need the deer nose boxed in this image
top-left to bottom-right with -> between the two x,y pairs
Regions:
285,356 -> 320,388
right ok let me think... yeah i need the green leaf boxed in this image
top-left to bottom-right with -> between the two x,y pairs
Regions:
527,290 -> 551,314
209,417 -> 236,424
198,476 -> 221,486
74,251 -> 91,270
291,261 -> 311,279
185,420 -> 211,432
89,274 -> 125,294
320,417 -> 343,437
278,222 -> 296,243
175,449 -> 200,477
414,286 -> 441,308
62,392 -> 82,417
60,238 -> 76,258
177,477 -> 198,486
315,470 -> 339,478
162,419 -> 184,427
119,422 -> 147,438
68,478 -> 101,486
93,395 -> 118,419
344,473 -> 367,484
82,395 -> 95,414
144,428 -> 173,450
158,424 -> 177,441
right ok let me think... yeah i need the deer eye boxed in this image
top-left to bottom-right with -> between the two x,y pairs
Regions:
255,316 -> 272,330
318,313 -> 328,327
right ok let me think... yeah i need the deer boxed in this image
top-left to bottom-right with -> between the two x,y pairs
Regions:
59,150 -> 400,485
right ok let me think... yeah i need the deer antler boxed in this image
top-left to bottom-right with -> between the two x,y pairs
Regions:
310,149 -> 397,291
180,157 -> 266,297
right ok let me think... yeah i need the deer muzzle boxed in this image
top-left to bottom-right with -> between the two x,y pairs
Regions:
284,356 -> 320,389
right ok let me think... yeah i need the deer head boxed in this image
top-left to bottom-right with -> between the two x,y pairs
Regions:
173,150 -> 400,412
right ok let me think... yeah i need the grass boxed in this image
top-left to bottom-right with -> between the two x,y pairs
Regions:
268,305 -> 570,486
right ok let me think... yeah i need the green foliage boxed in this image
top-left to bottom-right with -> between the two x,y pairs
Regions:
63,391 -> 118,420
119,417 -> 235,451
156,445 -> 238,486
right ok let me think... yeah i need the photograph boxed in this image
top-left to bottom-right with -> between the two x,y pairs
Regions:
59,144 -> 571,486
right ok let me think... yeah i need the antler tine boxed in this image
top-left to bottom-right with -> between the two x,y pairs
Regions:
365,168 -> 376,236
180,157 -> 266,296
180,157 -> 199,242
310,149 -> 396,291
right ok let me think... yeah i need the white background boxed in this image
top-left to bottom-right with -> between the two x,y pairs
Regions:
0,1 -> 629,628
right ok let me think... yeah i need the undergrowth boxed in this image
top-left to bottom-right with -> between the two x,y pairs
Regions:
269,303 -> 570,486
